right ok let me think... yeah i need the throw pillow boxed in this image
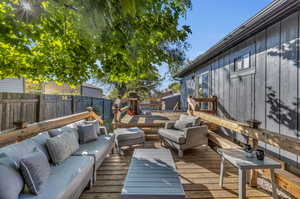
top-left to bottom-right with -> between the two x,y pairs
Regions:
46,131 -> 79,164
85,120 -> 101,135
78,124 -> 98,144
174,120 -> 193,130
48,129 -> 63,137
19,149 -> 50,195
0,154 -> 24,199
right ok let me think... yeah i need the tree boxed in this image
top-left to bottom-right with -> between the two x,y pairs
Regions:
0,0 -> 191,85
168,82 -> 181,92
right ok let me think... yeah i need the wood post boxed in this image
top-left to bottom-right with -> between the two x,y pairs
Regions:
72,96 -> 76,114
86,107 -> 93,121
249,137 -> 258,187
37,95 -> 45,122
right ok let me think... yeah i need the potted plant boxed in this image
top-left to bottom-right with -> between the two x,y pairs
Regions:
243,144 -> 254,158
246,119 -> 262,129
13,120 -> 29,129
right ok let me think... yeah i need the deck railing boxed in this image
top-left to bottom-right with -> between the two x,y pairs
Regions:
0,107 -> 103,147
187,102 -> 300,198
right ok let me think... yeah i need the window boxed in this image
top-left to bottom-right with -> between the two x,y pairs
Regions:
196,72 -> 209,98
234,52 -> 251,71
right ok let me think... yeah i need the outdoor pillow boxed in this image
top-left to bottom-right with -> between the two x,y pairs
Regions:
85,120 -> 101,135
61,126 -> 79,141
48,128 -> 63,137
78,124 -> 98,144
179,114 -> 201,126
19,149 -> 50,195
0,154 -> 24,199
174,120 -> 193,130
46,131 -> 79,164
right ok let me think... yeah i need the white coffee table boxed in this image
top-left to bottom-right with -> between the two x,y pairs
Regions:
219,148 -> 281,199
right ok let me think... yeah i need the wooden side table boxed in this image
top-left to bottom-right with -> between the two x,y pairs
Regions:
218,148 -> 281,199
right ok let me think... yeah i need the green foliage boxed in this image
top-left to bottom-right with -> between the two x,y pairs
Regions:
0,0 -> 191,85
107,88 -> 120,99
168,82 -> 181,92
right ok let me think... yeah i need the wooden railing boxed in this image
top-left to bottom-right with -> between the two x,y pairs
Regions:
190,110 -> 300,198
188,96 -> 217,115
0,107 -> 103,147
112,97 -> 163,123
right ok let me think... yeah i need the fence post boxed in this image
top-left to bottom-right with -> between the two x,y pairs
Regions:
72,96 -> 76,114
37,95 -> 45,122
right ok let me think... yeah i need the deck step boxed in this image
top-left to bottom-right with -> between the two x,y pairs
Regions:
145,134 -> 160,141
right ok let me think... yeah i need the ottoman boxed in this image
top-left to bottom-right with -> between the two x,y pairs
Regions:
114,127 -> 145,155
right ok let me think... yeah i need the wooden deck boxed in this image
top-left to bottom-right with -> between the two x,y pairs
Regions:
79,141 -> 273,199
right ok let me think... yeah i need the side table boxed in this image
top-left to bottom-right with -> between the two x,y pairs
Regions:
219,148 -> 281,199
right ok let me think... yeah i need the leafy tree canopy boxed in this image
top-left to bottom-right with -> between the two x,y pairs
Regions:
168,82 -> 181,92
0,0 -> 191,85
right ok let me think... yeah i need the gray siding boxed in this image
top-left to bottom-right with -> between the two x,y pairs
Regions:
180,11 -> 300,169
0,78 -> 24,93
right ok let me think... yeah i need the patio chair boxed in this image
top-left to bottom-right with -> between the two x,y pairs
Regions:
158,114 -> 208,157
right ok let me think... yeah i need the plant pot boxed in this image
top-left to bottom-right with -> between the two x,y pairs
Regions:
246,120 -> 262,129
13,121 -> 28,129
256,149 -> 265,160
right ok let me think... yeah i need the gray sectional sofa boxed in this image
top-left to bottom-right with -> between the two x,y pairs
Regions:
0,120 -> 115,199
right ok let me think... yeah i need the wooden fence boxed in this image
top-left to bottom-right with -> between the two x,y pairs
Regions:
0,93 -> 112,131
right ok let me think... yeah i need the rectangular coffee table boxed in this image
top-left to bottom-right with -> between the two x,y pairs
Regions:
121,148 -> 185,199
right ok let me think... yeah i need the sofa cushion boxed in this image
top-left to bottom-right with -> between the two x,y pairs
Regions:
20,150 -> 50,195
114,127 -> 145,142
19,156 -> 94,199
73,134 -> 115,168
179,114 -> 201,126
85,120 -> 101,135
61,120 -> 86,140
48,129 -> 63,137
174,120 -> 193,130
31,133 -> 51,161
78,124 -> 98,144
158,128 -> 186,144
46,131 -> 79,164
0,139 -> 39,167
0,154 -> 24,199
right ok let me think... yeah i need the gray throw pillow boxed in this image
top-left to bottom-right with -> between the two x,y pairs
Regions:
78,124 -> 98,144
19,149 -> 50,195
48,129 -> 63,137
85,120 -> 101,135
174,120 -> 193,130
46,131 -> 79,164
0,154 -> 24,199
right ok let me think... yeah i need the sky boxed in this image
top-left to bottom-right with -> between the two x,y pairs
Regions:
159,0 -> 273,90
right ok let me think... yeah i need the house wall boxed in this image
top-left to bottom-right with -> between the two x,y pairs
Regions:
81,86 -> 102,98
0,78 -> 24,93
44,82 -> 80,95
180,11 -> 300,170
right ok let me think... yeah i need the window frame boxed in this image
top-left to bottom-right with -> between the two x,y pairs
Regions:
231,51 -> 255,78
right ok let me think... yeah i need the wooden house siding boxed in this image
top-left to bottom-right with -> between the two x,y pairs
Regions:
180,11 -> 300,170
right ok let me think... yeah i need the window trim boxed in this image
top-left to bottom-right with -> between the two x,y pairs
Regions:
231,51 -> 255,78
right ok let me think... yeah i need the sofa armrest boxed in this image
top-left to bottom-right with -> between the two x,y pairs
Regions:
165,122 -> 175,129
184,125 -> 208,145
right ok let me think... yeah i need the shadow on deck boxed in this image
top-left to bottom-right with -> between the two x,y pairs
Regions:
80,141 -> 273,199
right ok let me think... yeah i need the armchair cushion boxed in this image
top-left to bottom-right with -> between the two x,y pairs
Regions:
174,120 -> 193,130
158,128 -> 186,144
164,122 -> 175,129
179,114 -> 201,126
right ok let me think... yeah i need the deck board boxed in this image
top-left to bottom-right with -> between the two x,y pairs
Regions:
79,141 -> 273,199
